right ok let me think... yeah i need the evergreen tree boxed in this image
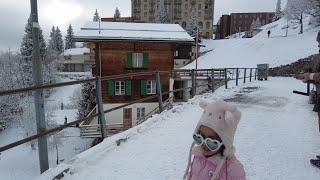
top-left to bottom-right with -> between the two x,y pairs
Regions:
54,27 -> 64,54
77,83 -> 96,118
255,17 -> 262,28
114,7 -> 121,18
250,19 -> 256,30
65,24 -> 76,50
20,15 -> 47,86
185,8 -> 198,37
49,26 -> 56,49
157,0 -> 170,23
93,9 -> 100,21
273,0 -> 282,22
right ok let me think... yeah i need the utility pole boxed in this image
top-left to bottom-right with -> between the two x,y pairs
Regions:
30,0 -> 49,173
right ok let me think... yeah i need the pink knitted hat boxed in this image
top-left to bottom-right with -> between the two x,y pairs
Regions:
183,100 -> 242,179
195,100 -> 242,157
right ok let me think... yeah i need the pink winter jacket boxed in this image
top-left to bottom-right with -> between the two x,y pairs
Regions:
187,147 -> 246,180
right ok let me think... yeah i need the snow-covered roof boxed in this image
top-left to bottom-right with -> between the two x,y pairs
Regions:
63,48 -> 90,56
74,22 -> 194,43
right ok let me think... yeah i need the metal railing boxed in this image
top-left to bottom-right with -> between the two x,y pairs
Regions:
0,67 -> 257,172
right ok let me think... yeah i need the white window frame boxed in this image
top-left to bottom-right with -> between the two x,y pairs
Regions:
133,53 -> 143,68
137,107 -> 145,119
147,80 -> 157,94
115,81 -> 125,95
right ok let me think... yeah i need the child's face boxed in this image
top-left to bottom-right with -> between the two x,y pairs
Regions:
198,126 -> 223,157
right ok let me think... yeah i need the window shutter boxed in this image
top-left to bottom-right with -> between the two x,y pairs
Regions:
143,53 -> 149,68
141,80 -> 147,96
108,80 -> 115,96
127,52 -> 133,68
125,80 -> 132,96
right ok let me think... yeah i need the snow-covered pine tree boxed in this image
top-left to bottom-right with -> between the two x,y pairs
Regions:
255,17 -> 262,28
54,27 -> 64,54
273,0 -> 282,22
20,15 -> 47,87
65,24 -> 76,50
93,9 -> 100,21
250,19 -> 256,30
49,26 -> 56,49
0,51 -> 23,129
77,83 -> 96,118
114,7 -> 121,18
157,0 -> 170,23
185,8 -> 198,37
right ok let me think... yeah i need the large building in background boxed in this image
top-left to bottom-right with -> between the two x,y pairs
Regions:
215,12 -> 274,39
131,0 -> 215,38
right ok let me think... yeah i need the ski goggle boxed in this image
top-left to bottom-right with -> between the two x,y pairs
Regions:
193,133 -> 223,152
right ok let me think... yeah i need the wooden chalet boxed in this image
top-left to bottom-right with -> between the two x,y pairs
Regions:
74,22 -> 194,137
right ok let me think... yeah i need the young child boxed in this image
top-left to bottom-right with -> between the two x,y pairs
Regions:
183,100 -> 246,180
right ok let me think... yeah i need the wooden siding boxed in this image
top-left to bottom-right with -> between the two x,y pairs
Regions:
92,42 -> 174,103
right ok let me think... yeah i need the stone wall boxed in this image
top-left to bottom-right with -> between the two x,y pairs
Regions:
269,54 -> 320,76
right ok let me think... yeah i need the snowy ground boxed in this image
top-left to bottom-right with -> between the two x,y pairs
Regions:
184,17 -> 320,69
0,76 -> 93,180
39,77 -> 320,180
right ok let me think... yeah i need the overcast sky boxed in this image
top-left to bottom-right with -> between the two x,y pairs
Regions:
0,0 -> 287,51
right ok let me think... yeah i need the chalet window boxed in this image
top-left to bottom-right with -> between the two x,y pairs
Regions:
137,107 -> 145,119
115,81 -> 125,95
127,52 -> 149,69
147,80 -> 156,94
133,53 -> 143,68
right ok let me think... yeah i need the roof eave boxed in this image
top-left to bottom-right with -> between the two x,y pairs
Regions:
74,36 -> 194,44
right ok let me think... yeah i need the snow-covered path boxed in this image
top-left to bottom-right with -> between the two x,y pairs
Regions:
40,78 -> 320,180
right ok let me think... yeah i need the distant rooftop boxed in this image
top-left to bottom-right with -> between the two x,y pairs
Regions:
74,21 -> 194,43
